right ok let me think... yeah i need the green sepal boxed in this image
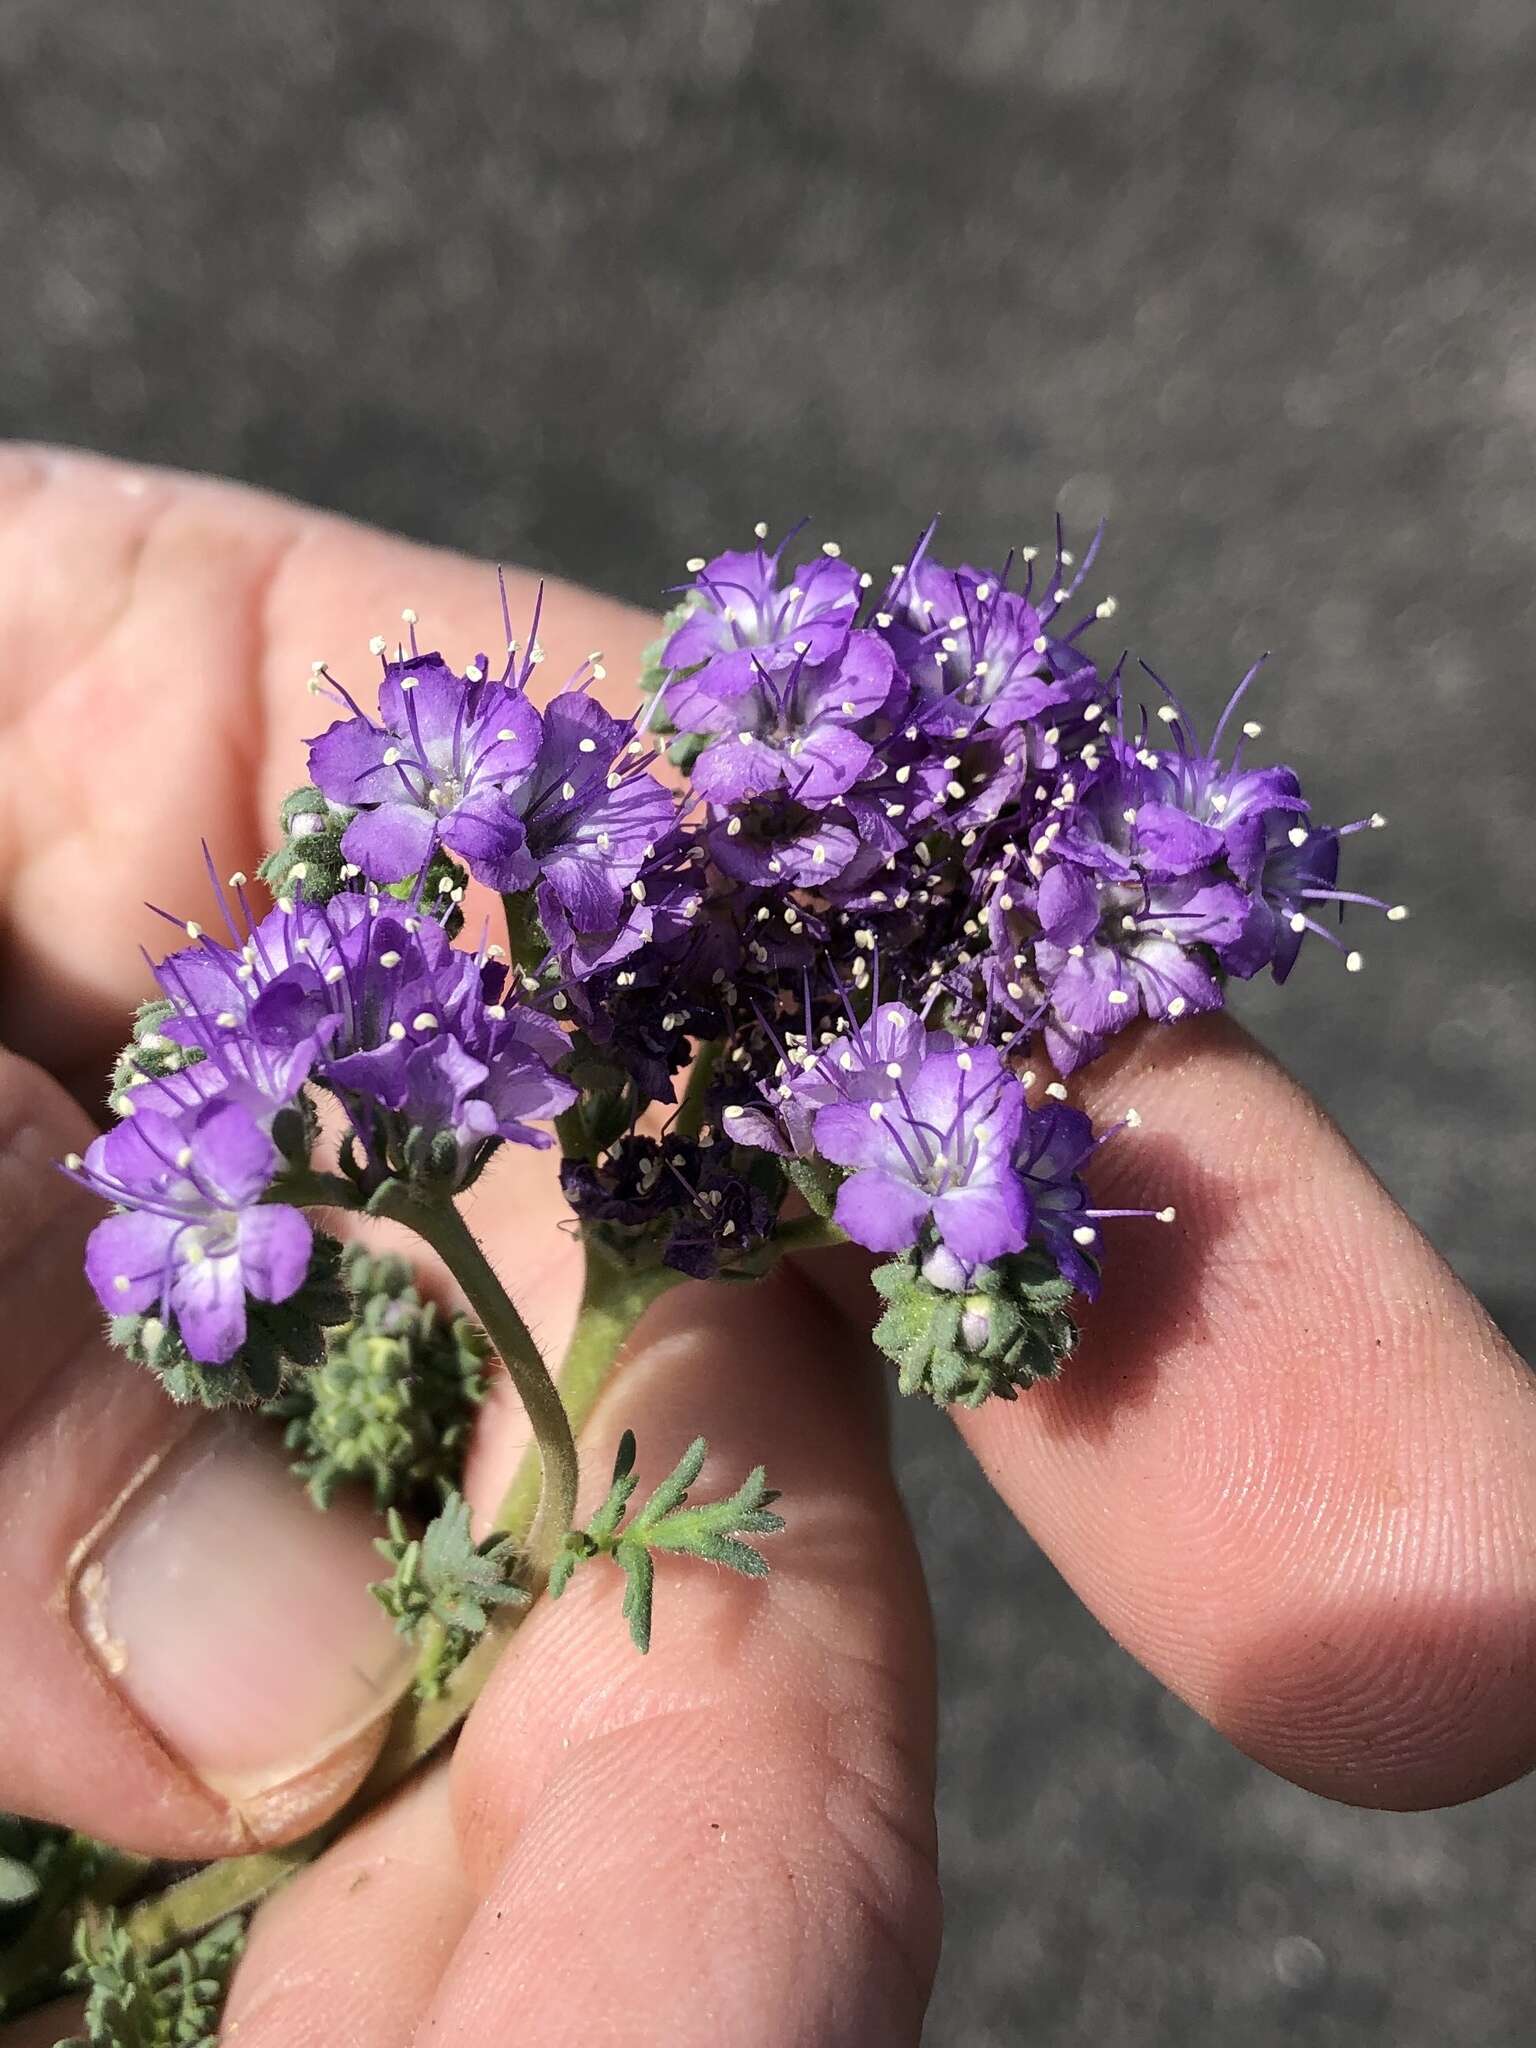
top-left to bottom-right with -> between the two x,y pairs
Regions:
257,784 -> 356,906
267,1246 -> 488,1510
108,1000 -> 205,1116
549,1431 -> 783,1653
58,1910 -> 245,2048
665,730 -> 709,772
784,1154 -> 842,1219
636,591 -> 707,729
870,1248 -> 1080,1407
371,1492 -> 528,1697
108,1232 -> 349,1407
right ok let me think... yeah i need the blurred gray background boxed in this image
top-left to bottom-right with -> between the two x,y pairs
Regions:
3,0 -> 1533,2039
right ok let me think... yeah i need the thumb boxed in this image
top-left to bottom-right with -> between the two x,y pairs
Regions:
0,1047 -> 412,1858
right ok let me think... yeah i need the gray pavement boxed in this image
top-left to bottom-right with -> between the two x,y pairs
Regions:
3,1 -> 1533,2038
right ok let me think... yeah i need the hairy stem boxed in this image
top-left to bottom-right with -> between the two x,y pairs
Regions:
493,1237 -> 684,1537
369,1183 -> 578,1574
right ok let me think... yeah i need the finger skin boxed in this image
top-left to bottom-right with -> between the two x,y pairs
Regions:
220,1773 -> 475,2048
954,1016 -> 1536,1810
219,1272 -> 940,2048
425,1269 -> 940,2048
0,443 -> 655,1091
0,1049 -> 400,1855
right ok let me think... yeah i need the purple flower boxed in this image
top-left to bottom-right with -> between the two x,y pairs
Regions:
308,652 -> 543,891
511,691 -> 677,930
73,1101 -> 311,1365
660,534 -> 866,689
253,908 -> 577,1178
878,529 -> 1105,738
667,630 -> 897,809
726,999 -> 932,1158
814,1042 -> 1030,1263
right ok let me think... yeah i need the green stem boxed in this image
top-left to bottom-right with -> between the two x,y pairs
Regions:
672,1038 -> 722,1143
500,890 -> 548,985
494,1238 -> 684,1537
369,1183 -> 578,1574
767,1213 -> 847,1258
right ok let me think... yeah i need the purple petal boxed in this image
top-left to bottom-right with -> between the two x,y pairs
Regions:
307,716 -> 398,807
785,725 -> 874,804
238,1204 -> 313,1304
194,1099 -> 279,1208
169,1249 -> 248,1364
1036,862 -> 1101,947
1128,939 -> 1224,1021
440,794 -> 535,892
934,1177 -> 1031,1264
691,737 -> 785,806
341,802 -> 438,884
833,1170 -> 933,1254
1134,802 -> 1226,875
85,1210 -> 177,1318
812,1098 -> 901,1174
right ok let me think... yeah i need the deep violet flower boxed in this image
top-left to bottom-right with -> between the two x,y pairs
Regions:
308,651 -> 543,891
725,999 -> 932,1159
665,630 -> 897,809
814,1041 -> 1030,1262
72,1101 -> 311,1364
660,533 -> 866,689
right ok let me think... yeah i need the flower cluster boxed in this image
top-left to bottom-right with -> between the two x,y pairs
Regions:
72,523 -> 1393,1400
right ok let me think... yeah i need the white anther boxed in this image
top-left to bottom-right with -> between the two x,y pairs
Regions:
1345,950 -> 1364,973
1157,705 -> 1179,724
379,949 -> 402,968
1370,812 -> 1387,829
401,608 -> 418,624
1095,597 -> 1118,619
412,1012 -> 439,1031
1045,1081 -> 1068,1100
1288,826 -> 1308,847
184,921 -> 202,939
1166,996 -> 1187,1017
822,540 -> 841,557
1242,720 -> 1263,738
383,746 -> 402,766
1107,989 -> 1130,1006
388,1021 -> 407,1040
368,634 -> 387,655
1032,635 -> 1048,653
1387,904 -> 1409,921
1157,1206 -> 1177,1223
1289,912 -> 1307,933
226,870 -> 247,888
1073,1225 -> 1097,1245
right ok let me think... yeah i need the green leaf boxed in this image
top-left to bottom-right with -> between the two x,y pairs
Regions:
267,1246 -> 488,1511
548,1435 -> 784,1654
371,1492 -> 527,1697
60,1911 -> 245,2047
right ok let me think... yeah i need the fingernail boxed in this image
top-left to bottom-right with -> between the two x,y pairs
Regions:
74,1418 -> 413,1808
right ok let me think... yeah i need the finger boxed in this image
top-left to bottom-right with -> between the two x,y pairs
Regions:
0,444 -> 654,1089
950,1016 -> 1536,1810
423,1269 -> 941,2048
0,1046 -> 414,1855
0,2000 -> 84,2046
219,1772 -> 474,2047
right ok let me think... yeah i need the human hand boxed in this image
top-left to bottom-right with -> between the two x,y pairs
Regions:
1,447 -> 1531,2046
